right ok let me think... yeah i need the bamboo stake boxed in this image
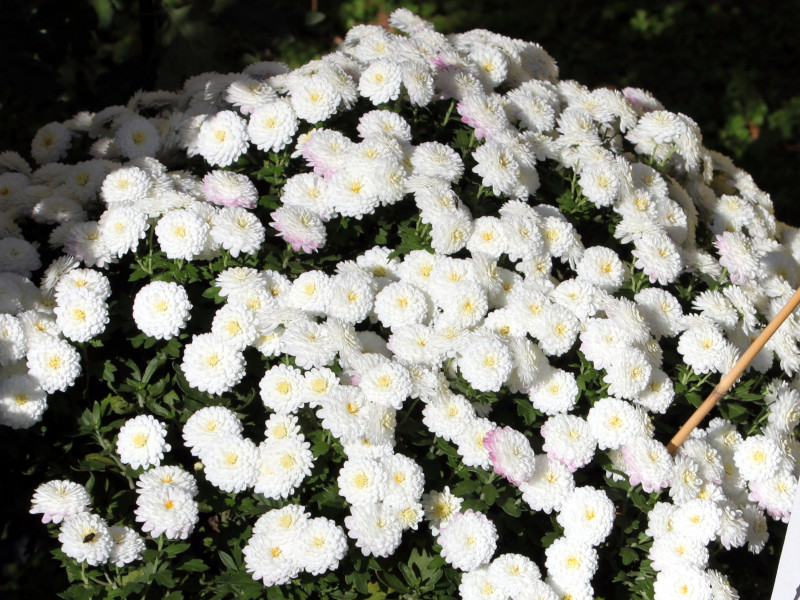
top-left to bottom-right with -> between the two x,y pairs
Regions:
667,285 -> 800,455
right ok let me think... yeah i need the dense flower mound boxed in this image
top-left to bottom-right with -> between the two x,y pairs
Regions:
3,8 -> 799,599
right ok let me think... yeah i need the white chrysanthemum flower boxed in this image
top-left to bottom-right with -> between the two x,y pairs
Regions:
519,455 -> 574,514
0,238 -> 41,277
135,486 -> 199,539
635,287 -> 684,339
132,281 -> 192,340
196,110 -> 249,167
467,216 -> 507,258
373,281 -> 428,329
484,426 -> 537,486
649,531 -> 709,572
410,142 -> 464,183
200,434 -> 258,493
0,373 -> 47,429
344,502 -> 402,557
359,60 -> 403,105
0,313 -> 26,366
31,121 -> 72,164
290,75 -> 341,123
631,231 -> 682,285
155,209 -> 209,260
53,267 -> 111,302
587,397 -> 642,450
30,479 -> 90,524
107,525 -> 146,567
202,170 -> 258,209
100,166 -> 151,205
438,509 -> 498,572
421,390 -> 476,442
243,529 -> 302,585
183,406 -> 243,456
457,335 -> 513,393
254,436 -> 315,499
673,498 -> 723,544
381,453 -> 425,503
298,517 -> 348,575
180,333 -> 246,395
421,486 -> 463,536
247,99 -> 298,153
26,338 -> 81,394
528,368 -> 579,415
115,116 -> 161,158
260,363 -> 305,414
209,206 -> 265,258
327,273 -> 375,324
358,360 -> 412,409
575,246 -> 625,292
544,537 -> 598,586
58,512 -> 113,566
210,304 -> 258,350
603,347 -> 652,400
677,324 -> 728,375
98,205 -> 149,258
338,457 -> 387,506
556,486 -> 615,546
653,567 -> 713,600
533,304 -> 579,357
116,414 -> 171,470
715,231 -> 760,285
53,289 -> 109,343
734,434 -> 783,482
137,465 -> 199,497
541,414 -> 597,473
487,552 -> 541,597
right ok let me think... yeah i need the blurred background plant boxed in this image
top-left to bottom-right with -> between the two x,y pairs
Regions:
1,1 -> 799,597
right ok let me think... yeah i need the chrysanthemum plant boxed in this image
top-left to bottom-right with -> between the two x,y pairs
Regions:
4,8 -> 799,599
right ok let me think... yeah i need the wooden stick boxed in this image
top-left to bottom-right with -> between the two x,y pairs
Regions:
667,285 -> 800,455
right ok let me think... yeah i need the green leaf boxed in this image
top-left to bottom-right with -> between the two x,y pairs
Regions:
219,550 -> 238,572
620,546 -> 638,566
482,482 -> 498,505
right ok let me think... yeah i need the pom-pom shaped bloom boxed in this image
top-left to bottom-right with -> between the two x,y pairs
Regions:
344,503 -> 403,557
53,289 -> 109,343
0,238 -> 41,277
248,100 -> 298,152
358,360 -> 412,409
243,529 -> 302,585
0,314 -> 26,366
30,479 -> 91,524
270,205 -> 327,253
116,414 -> 171,470
200,435 -> 259,493
137,465 -> 199,498
115,116 -> 161,159
556,486 -> 615,546
182,406 -> 243,455
260,363 -> 305,414
653,567 -> 713,600
359,60 -> 403,105
210,206 -> 266,257
101,166 -> 151,205
541,414 -> 597,472
519,455 -> 575,514
26,338 -> 81,394
337,457 -> 387,506
254,437 -> 315,499
155,209 -> 209,260
0,373 -> 48,429
544,537 -> 598,584
457,335 -> 513,392
620,436 -> 673,493
677,324 -> 728,375
133,281 -> 192,340
31,121 -> 72,164
733,434 -> 783,482
484,426 -> 537,486
438,509 -> 498,571
603,348 -> 652,400
135,486 -> 199,539
107,525 -> 146,567
299,517 -> 349,575
58,512 -> 113,566
196,110 -> 249,167
714,231 -> 760,285
203,170 -> 258,208
180,333 -> 246,395
528,368 -> 579,415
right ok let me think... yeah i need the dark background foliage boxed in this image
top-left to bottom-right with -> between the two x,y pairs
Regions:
0,1 -> 798,597
1,0 -> 798,223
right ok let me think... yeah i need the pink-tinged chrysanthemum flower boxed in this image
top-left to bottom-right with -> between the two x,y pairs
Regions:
202,170 -> 258,208
714,231 -> 760,284
270,205 -> 326,253
483,426 -> 536,486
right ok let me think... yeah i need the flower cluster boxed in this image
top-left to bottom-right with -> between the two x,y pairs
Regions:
7,7 -> 800,599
